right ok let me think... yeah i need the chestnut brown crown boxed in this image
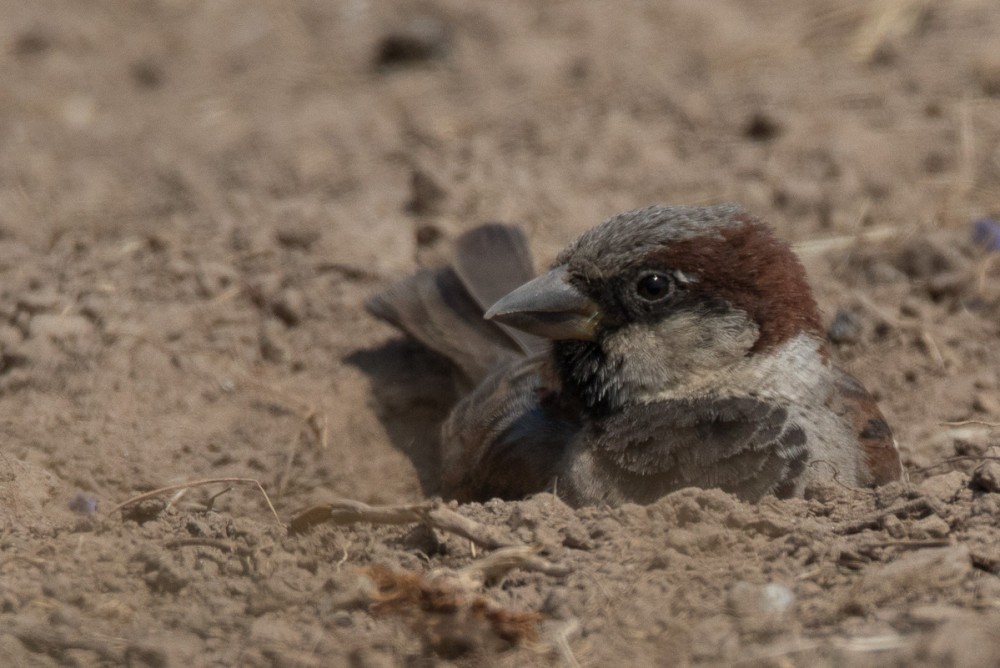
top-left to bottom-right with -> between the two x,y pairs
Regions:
554,204 -> 824,353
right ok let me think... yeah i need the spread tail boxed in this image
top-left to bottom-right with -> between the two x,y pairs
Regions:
366,224 -> 544,386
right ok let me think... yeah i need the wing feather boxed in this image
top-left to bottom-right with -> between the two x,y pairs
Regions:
590,395 -> 808,501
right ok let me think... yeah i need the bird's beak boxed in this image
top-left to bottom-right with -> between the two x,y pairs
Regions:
484,266 -> 600,341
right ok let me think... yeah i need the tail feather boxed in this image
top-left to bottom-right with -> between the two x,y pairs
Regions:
366,224 -> 542,385
452,224 -> 545,355
453,224 -> 535,311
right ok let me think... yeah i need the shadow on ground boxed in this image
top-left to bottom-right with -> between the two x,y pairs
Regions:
346,339 -> 459,497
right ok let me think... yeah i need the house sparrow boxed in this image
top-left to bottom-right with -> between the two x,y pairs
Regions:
368,204 -> 902,506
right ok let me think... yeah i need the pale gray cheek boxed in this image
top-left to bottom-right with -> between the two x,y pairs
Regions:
602,313 -> 758,395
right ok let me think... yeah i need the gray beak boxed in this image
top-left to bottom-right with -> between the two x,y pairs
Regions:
484,266 -> 600,341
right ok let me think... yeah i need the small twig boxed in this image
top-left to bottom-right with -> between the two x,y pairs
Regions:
454,545 -> 570,586
276,433 -> 301,498
794,225 -> 902,256
203,486 -> 233,511
427,506 -> 517,549
289,498 -> 517,549
836,497 -> 941,535
112,477 -> 282,526
970,550 -> 1000,572
912,455 -> 1000,474
14,626 -> 124,663
851,0 -> 926,63
164,537 -> 258,558
832,633 -> 907,653
918,330 -> 946,368
306,410 -> 329,450
859,539 -> 952,550
939,420 -> 1000,428
553,619 -> 582,668
975,253 -> 1000,296
733,639 -> 822,665
165,488 -> 190,513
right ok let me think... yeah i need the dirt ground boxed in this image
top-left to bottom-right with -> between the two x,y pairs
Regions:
2,0 -> 1000,665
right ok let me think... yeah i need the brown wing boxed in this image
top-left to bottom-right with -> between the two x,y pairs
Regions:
440,355 -> 576,502
826,368 -> 903,486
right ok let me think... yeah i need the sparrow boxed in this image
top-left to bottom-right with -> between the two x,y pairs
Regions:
367,204 -> 903,506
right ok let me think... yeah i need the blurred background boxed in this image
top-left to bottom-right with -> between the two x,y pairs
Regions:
3,0 -> 998,254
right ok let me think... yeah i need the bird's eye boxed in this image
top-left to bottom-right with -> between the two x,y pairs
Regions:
635,272 -> 674,301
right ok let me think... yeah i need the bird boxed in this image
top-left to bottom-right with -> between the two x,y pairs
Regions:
367,204 -> 903,506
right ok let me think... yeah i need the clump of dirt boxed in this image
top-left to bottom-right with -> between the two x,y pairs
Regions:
2,1 -> 1000,666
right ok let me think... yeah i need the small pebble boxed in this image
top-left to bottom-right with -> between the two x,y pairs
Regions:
761,583 -> 795,613
865,260 -> 908,284
971,461 -> 1000,493
907,604 -> 963,626
881,513 -> 906,539
258,319 -> 291,363
130,59 -> 165,89
406,168 -> 447,216
926,271 -> 969,300
28,314 -> 94,341
743,111 -> 782,142
415,222 -> 444,247
374,16 -> 451,69
69,493 -> 98,514
974,58 -> 1000,97
912,514 -> 951,539
918,471 -> 967,501
196,261 -> 238,298
17,289 -> 62,313
827,309 -> 863,344
275,226 -> 320,250
13,29 -> 50,58
973,374 -> 999,390
246,273 -> 284,308
895,238 -> 967,279
727,581 -> 794,634
271,288 -> 306,327
849,546 -> 970,610
972,392 -> 1000,415
0,324 -> 23,348
898,297 -> 925,319
972,218 -> 1000,251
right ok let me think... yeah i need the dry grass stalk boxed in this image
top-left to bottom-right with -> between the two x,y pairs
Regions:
940,420 -> 1000,428
449,545 -> 570,587
793,225 -> 903,257
112,477 -> 282,525
289,498 -> 517,549
852,0 -> 929,63
835,497 -> 942,535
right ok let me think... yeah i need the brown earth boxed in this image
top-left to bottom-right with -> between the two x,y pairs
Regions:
2,1 -> 1000,666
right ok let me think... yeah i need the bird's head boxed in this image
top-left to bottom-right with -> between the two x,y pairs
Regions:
484,204 -> 825,412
